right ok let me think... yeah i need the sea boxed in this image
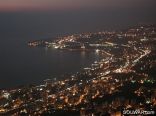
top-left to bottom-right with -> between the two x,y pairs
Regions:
0,11 -> 139,89
0,12 -> 103,89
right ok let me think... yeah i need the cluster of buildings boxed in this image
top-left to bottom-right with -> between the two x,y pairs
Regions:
1,24 -> 156,115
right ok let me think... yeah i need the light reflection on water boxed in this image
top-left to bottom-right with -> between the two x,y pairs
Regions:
0,40 -> 101,88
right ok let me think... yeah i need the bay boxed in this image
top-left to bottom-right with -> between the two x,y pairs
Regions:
0,35 -> 101,89
0,10 -> 135,89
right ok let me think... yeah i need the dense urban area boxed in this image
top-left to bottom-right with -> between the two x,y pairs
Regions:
0,24 -> 156,115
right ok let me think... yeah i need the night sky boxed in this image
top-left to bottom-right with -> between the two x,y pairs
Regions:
0,0 -> 155,36
0,0 -> 155,12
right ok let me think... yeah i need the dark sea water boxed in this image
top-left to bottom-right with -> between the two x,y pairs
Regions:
0,10 -> 154,89
0,35 -> 102,89
0,11 -> 100,89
